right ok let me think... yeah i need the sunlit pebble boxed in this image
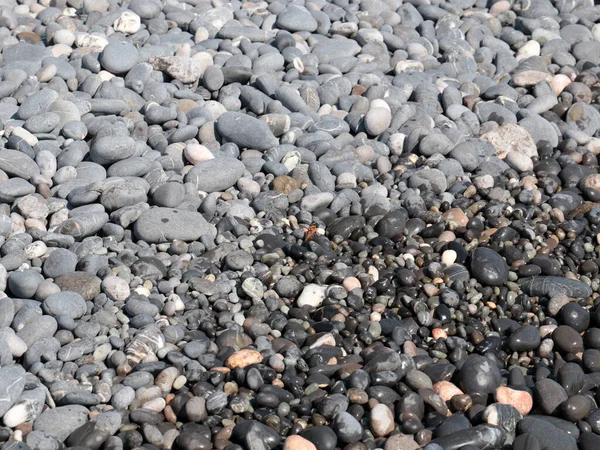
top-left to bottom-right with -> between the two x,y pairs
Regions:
540,326 -> 557,338
432,329 -> 447,340
164,405 -> 177,423
433,381 -> 464,402
441,250 -> 457,266
332,313 -> 346,322
373,304 -> 385,313
423,284 -> 439,296
403,341 -> 417,356
284,435 -> 317,450
368,265 -> 379,282
370,312 -> 381,322
438,231 -> 456,242
343,277 -> 361,292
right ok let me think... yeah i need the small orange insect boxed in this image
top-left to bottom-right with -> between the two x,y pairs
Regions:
304,223 -> 319,242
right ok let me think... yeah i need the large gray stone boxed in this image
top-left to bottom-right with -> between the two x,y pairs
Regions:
134,208 -> 214,243
185,157 -> 245,193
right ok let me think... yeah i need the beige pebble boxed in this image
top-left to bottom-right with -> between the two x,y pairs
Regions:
550,74 -> 571,95
433,381 -> 464,402
441,250 -> 457,266
432,328 -> 448,340
495,386 -> 533,415
438,231 -> 456,242
184,143 -> 214,165
442,208 -> 468,227
343,277 -> 361,292
283,435 -> 317,450
114,11 -> 141,34
370,403 -> 395,437
225,349 -> 263,369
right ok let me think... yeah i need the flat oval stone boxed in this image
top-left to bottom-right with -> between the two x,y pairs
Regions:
552,325 -> 584,354
470,247 -> 508,286
216,112 -> 278,151
133,208 -> 213,243
519,276 -> 592,299
459,355 -> 501,395
517,417 -> 577,450
185,157 -> 246,193
508,325 -> 541,352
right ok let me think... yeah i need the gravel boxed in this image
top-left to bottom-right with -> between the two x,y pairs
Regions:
0,0 -> 597,449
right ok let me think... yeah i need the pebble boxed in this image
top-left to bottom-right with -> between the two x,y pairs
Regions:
470,247 -> 509,286
0,0 -> 594,449
495,387 -> 533,416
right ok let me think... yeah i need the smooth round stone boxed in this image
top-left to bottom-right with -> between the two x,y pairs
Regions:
297,284 -> 327,308
99,42 -> 139,74
459,355 -> 501,395
185,157 -> 246,193
505,151 -> 533,172
508,325 -> 541,352
129,0 -> 161,18
566,102 -> 600,136
495,387 -> 533,415
43,248 -> 77,278
517,417 -> 577,450
8,269 -> 44,298
225,250 -> 253,270
134,208 -> 213,244
560,303 -> 590,332
284,435 -> 317,450
512,433 -> 541,450
102,276 -> 130,301
152,182 -> 185,208
534,378 -> 568,415
203,66 -> 224,91
580,432 -> 600,450
420,133 -> 453,156
562,394 -> 592,422
184,144 -> 214,165
332,412 -> 362,444
470,247 -> 508,286
43,291 -> 87,319
62,121 -> 87,140
370,403 -> 395,437
276,6 -> 318,32
33,405 -> 90,442
364,108 -> 391,136
231,420 -> 281,449
216,112 -> 278,151
90,136 -> 136,166
24,112 -> 60,134
552,325 -> 584,354
299,426 -> 337,450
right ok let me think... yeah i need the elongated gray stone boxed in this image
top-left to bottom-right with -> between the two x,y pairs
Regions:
53,212 -> 109,240
34,405 -> 90,442
519,276 -> 593,299
185,157 -> 245,193
216,112 -> 278,151
0,365 -> 26,417
0,149 -> 40,180
429,424 -> 506,450
133,207 -> 213,243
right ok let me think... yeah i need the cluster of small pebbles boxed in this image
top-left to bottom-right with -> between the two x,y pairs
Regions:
0,0 -> 599,449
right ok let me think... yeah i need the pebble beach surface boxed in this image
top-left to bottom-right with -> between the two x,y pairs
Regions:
0,0 -> 598,449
